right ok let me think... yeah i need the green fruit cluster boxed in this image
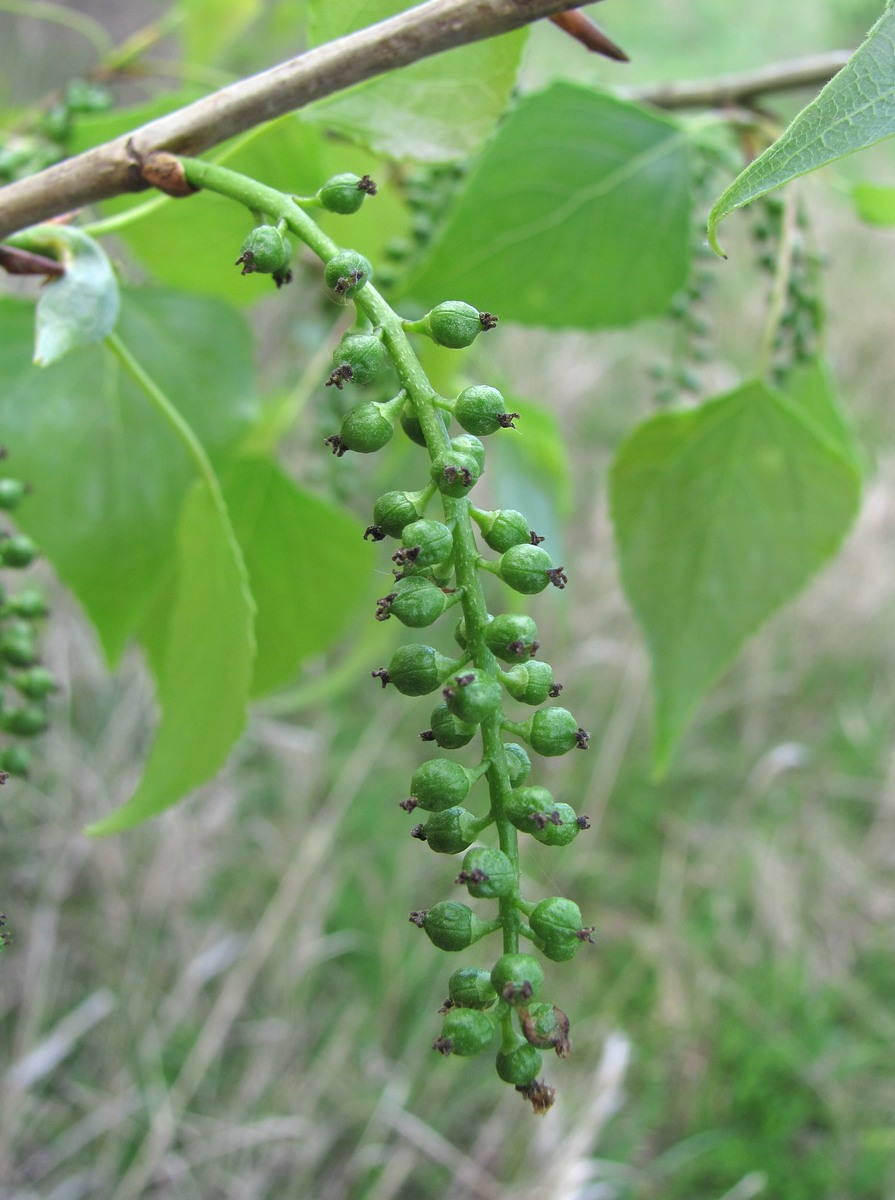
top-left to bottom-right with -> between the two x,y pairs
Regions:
0,461 -> 54,784
313,197 -> 589,1112
225,161 -> 594,1111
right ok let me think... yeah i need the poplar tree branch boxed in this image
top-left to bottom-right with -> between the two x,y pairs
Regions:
622,50 -> 852,110
0,0 -> 581,240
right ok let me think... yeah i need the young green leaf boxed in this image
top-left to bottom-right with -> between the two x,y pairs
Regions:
708,3 -> 895,254
86,478 -> 255,835
609,377 -> 862,773
403,84 -> 692,328
220,457 -> 374,697
0,291 -> 257,665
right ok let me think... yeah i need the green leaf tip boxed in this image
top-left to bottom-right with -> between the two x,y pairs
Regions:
706,224 -> 727,260
708,1 -> 895,247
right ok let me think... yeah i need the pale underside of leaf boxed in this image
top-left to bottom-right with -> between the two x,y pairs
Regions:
7,225 -> 120,365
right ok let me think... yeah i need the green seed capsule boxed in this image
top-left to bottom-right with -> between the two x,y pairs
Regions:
484,613 -> 539,663
450,434 -> 485,475
527,707 -> 587,756
531,803 -> 583,847
400,408 -> 428,447
13,666 -> 57,699
443,669 -> 503,725
454,385 -> 510,436
506,785 -> 559,833
323,249 -> 373,300
1,535 -> 37,569
331,332 -> 386,386
428,703 -> 477,749
431,449 -> 481,498
410,758 -> 476,812
409,301 -> 498,349
381,644 -> 457,696
0,623 -> 37,667
318,172 -> 376,214
236,225 -> 291,275
372,491 -> 424,539
457,847 -> 516,899
424,563 -> 455,594
0,745 -> 30,776
477,509 -> 532,554
501,660 -> 556,706
529,896 -> 593,962
529,896 -> 583,940
491,953 -> 544,1005
339,402 -> 396,454
415,806 -> 482,854
448,966 -> 499,1009
497,544 -> 553,594
520,1002 -> 571,1056
522,1002 -> 559,1038
436,1007 -> 496,1056
0,479 -> 26,509
399,519 -> 453,570
413,901 -> 499,951
496,1042 -> 543,1087
4,587 -> 48,618
453,614 -> 486,653
381,577 -> 450,628
503,743 -> 531,786
2,704 -> 48,737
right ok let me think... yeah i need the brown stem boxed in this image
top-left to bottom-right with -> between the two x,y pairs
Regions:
0,0 -> 581,240
622,50 -> 852,111
549,11 -> 629,62
0,245 -> 65,277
